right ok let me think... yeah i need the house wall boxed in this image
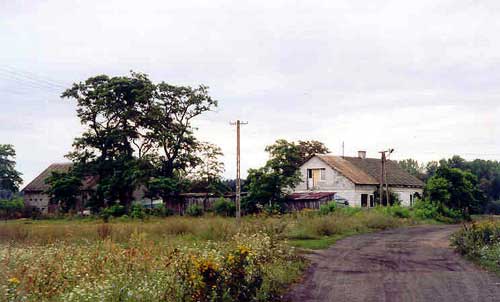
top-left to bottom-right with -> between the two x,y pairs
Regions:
295,156 -> 361,204
24,192 -> 50,213
353,185 -> 378,207
294,157 -> 423,208
391,187 -> 424,207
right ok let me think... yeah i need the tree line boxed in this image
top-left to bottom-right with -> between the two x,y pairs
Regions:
1,72 -> 500,217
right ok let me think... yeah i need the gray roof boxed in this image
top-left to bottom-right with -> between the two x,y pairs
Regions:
316,155 -> 424,187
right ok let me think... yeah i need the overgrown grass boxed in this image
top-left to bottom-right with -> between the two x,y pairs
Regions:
0,206 -> 437,300
451,219 -> 500,274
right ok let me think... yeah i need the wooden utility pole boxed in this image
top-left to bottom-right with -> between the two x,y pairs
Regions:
379,149 -> 394,206
379,152 -> 385,206
230,120 -> 247,224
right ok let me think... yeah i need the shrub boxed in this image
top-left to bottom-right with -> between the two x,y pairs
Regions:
412,198 -> 466,223
130,204 -> 145,219
339,207 -> 362,216
319,202 -> 337,215
186,204 -> 204,217
263,203 -> 282,216
451,220 -> 500,258
149,204 -> 173,217
412,199 -> 440,220
375,205 -> 410,218
213,198 -> 236,217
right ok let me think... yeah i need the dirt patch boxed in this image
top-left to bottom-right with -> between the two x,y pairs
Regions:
284,225 -> 500,302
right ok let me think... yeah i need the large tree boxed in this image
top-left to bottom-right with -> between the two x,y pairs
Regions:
187,142 -> 228,194
425,166 -> 486,214
143,83 -> 217,202
397,158 -> 426,181
61,72 -> 156,209
0,144 -> 22,195
243,139 -> 329,212
296,140 -> 330,163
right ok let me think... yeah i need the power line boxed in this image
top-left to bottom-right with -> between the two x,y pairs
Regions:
0,65 -> 68,88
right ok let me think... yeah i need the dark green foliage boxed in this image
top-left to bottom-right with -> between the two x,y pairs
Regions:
0,144 -> 22,194
425,166 -> 486,214
373,189 -> 401,206
451,221 -> 500,258
101,204 -> 126,221
186,204 -> 203,217
296,140 -> 330,163
0,197 -> 24,219
130,204 -> 145,219
319,202 -> 337,215
45,171 -> 82,212
397,159 -> 426,181
61,72 -> 218,213
375,205 -> 410,218
412,198 -> 464,222
244,139 -> 329,213
213,198 -> 235,216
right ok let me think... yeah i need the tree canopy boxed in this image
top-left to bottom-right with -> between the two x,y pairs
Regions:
243,139 -> 329,213
56,72 -> 218,212
0,144 -> 22,195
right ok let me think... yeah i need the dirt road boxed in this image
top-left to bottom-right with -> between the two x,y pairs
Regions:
285,225 -> 500,302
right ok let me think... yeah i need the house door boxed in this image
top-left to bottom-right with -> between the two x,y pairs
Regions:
361,194 -> 368,207
312,169 -> 320,189
369,195 -> 374,207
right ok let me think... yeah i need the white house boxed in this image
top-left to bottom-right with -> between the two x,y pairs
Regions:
293,151 -> 424,207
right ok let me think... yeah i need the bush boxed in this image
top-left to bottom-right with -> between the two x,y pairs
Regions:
130,204 -> 145,219
213,198 -> 236,217
412,199 -> 440,220
339,207 -> 362,216
263,203 -> 282,216
0,197 -> 24,219
451,220 -> 500,257
412,198 -> 466,223
186,204 -> 203,217
319,202 -> 337,215
375,205 -> 410,218
100,204 -> 126,222
149,204 -> 173,217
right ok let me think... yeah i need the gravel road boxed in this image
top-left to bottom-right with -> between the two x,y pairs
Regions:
285,225 -> 500,302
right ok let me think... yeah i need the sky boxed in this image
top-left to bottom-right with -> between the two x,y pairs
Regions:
1,0 -> 499,186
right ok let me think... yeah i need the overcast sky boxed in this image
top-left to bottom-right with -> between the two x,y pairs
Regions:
1,0 -> 499,186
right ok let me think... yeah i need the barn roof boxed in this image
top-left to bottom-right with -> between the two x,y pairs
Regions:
288,191 -> 336,201
315,155 -> 424,187
22,163 -> 97,193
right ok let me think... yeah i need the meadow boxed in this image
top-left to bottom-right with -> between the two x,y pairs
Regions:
0,206 -> 430,301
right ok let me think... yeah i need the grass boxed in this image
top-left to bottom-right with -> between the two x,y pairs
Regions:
288,231 -> 361,249
0,206 -> 435,301
451,219 -> 500,274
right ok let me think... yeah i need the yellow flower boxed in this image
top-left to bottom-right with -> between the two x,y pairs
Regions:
8,277 -> 20,284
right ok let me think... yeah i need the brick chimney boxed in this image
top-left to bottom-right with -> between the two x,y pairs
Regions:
358,151 -> 366,159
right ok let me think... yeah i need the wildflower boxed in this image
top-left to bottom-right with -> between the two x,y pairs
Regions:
8,277 -> 20,285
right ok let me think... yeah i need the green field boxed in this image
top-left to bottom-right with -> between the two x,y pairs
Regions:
0,208 -> 428,301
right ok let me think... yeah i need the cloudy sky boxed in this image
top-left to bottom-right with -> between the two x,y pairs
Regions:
1,0 -> 499,186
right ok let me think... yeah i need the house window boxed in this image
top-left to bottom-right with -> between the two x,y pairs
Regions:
410,194 -> 413,206
320,168 -> 326,181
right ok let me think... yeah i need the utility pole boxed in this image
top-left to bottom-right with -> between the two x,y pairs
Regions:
379,148 -> 394,206
342,141 -> 345,158
230,120 -> 247,224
